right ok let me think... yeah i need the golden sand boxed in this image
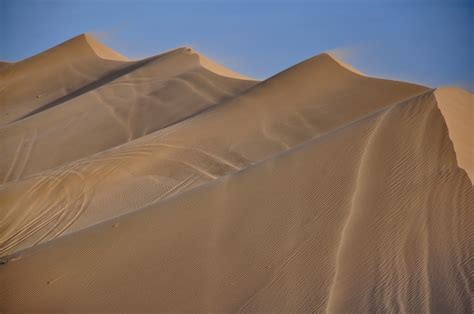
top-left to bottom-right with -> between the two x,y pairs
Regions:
0,35 -> 472,312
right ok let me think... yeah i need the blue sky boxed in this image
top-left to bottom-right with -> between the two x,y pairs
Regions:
1,0 -> 472,90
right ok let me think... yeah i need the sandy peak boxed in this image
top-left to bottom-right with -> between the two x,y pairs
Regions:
82,33 -> 130,61
176,46 -> 254,81
325,52 -> 365,76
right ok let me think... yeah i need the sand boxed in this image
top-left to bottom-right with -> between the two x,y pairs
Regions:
435,87 -> 474,182
0,35 -> 472,312
0,45 -> 256,182
0,34 -> 132,125
0,62 -> 11,71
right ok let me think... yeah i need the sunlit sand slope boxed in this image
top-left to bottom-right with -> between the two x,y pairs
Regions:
435,87 -> 473,183
0,34 -> 136,125
1,92 -> 471,312
0,47 -> 256,182
0,53 -> 429,257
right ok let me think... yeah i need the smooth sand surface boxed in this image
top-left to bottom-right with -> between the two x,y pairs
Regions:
0,35 -> 472,312
0,62 -> 12,71
435,87 -> 473,182
83,34 -> 130,61
196,51 -> 254,80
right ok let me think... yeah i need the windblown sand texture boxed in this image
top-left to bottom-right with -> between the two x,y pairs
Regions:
0,34 -> 473,312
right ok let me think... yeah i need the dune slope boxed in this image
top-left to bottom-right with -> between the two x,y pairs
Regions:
1,91 -> 471,312
0,62 -> 12,71
0,34 -> 130,125
0,53 -> 429,257
0,47 -> 256,182
435,87 -> 473,183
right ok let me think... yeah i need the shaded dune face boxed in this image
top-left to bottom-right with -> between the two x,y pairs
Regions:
0,92 -> 472,312
0,52 -> 429,257
0,34 -> 130,125
0,48 -> 257,182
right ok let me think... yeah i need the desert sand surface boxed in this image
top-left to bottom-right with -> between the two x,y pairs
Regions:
435,87 -> 474,182
0,46 -> 256,182
0,47 -> 430,256
0,34 -> 134,125
0,62 -> 11,71
0,35 -> 473,312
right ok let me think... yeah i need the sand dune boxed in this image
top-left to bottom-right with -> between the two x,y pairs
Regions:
82,34 -> 129,61
1,91 -> 471,312
0,50 -> 429,257
0,47 -> 256,182
0,36 -> 472,312
0,34 -> 130,125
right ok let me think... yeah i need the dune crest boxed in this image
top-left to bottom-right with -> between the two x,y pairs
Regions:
191,49 -> 254,80
83,33 -> 130,61
326,52 -> 365,75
